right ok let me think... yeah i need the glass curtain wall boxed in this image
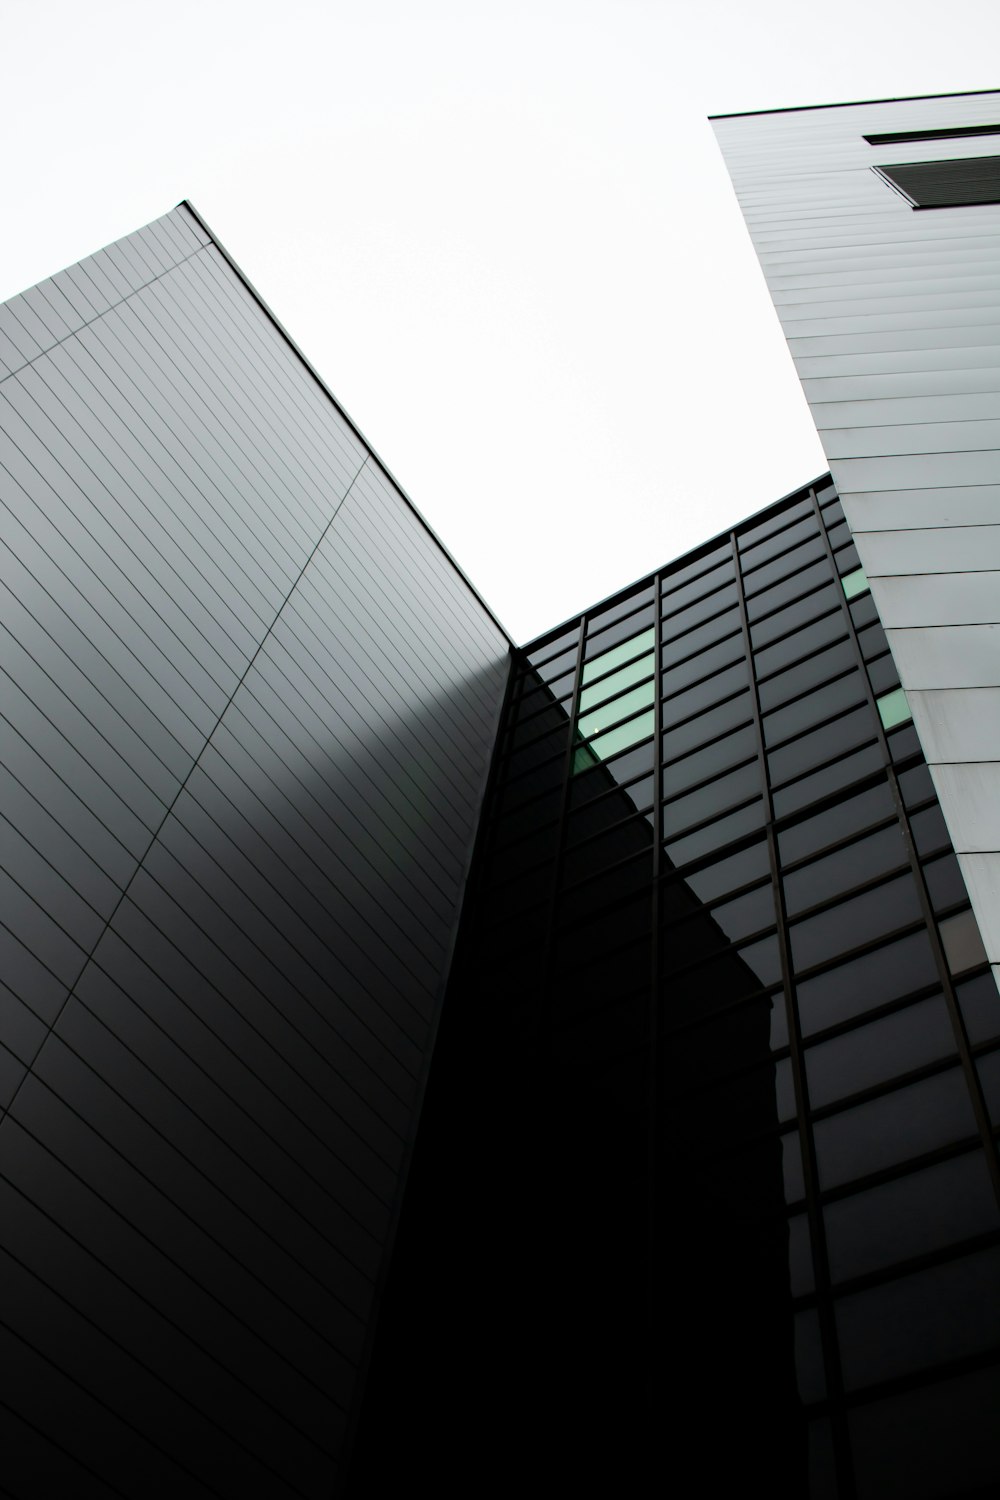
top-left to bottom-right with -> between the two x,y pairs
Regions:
348,477 -> 1000,1500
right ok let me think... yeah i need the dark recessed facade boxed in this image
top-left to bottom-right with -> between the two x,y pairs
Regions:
349,476 -> 1000,1499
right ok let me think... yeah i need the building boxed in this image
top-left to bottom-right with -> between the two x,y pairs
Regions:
711,88 -> 1000,1006
349,476 -> 1000,1500
0,202 -> 510,1498
0,90 -> 998,1500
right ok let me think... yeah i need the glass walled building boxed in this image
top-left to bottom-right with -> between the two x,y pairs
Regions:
350,475 -> 1000,1500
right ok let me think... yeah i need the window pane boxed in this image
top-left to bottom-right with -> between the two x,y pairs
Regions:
779,780 -> 895,865
939,908 -> 988,975
738,497 -> 812,550
924,853 -> 968,913
763,673 -> 866,749
751,582 -> 841,649
529,643 -> 578,683
667,725 -> 758,794
740,512 -> 818,569
757,637 -> 855,713
587,583 -> 655,633
899,762 -> 935,808
836,1247 -> 1000,1390
795,928 -> 939,1036
813,1067 -> 977,1189
768,705 -> 876,788
663,609 -> 741,661
663,933 -> 781,1020
584,611 -> 656,668
682,837 -> 772,904
825,1150 -> 998,1283
877,686 -> 912,730
661,634 -> 744,697
567,778 -> 655,844
955,970 -> 1000,1044
804,995 -> 955,1109
661,553 -> 733,609
746,559 -> 833,623
857,620 -> 890,662
784,823 -> 908,916
569,741 -> 655,804
771,742 -> 885,819
662,583 -> 739,642
743,534 -> 827,598
790,875 -> 922,972
574,708 -> 655,770
579,655 -> 655,713
753,607 -> 845,678
662,691 -> 753,762
694,882 -> 776,945
663,659 -> 750,721
664,799 -> 766,870
663,761 -> 762,835
578,679 -> 656,741
841,566 -> 869,600
525,626 -> 580,670
850,591 -> 878,630
834,541 -> 862,577
582,626 -> 656,684
562,815 -> 655,886
868,652 -> 900,697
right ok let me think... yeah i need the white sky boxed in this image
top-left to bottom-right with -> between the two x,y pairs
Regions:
2,0 -> 998,642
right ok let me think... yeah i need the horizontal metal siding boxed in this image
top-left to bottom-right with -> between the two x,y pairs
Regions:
714,93 -> 1000,996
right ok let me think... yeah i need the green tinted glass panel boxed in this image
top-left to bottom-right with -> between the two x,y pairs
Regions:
877,686 -> 912,730
582,627 -> 656,685
579,654 -> 655,713
578,679 -> 656,741
573,741 -> 600,775
576,709 -> 656,768
841,566 -> 869,600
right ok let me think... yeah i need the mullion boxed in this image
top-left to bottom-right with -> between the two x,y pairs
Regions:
743,497 -> 856,1498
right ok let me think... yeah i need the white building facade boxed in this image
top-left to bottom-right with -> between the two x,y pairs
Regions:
713,90 -> 1000,998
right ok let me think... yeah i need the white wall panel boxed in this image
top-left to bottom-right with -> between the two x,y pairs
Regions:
874,571 -> 1000,627
825,419 -> 1000,458
860,526 -> 1000,574
955,853 -> 1000,984
908,688 -> 1000,762
714,92 -> 1000,974
927,763 -> 1000,850
804,370 -> 1000,401
834,451 -> 1000,489
840,486 -> 1000,529
887,623 -> 1000,687
814,394 -> 1000,426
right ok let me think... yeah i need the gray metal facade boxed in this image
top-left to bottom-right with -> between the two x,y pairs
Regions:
712,91 -> 1000,997
0,204 -> 509,1496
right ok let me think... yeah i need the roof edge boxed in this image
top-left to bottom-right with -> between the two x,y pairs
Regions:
178,199 -> 515,646
709,86 -> 1000,122
519,473 -> 835,654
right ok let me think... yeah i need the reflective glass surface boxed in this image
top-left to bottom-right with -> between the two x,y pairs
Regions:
841,566 -> 869,600
877,686 -> 912,730
443,476 -> 998,1500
